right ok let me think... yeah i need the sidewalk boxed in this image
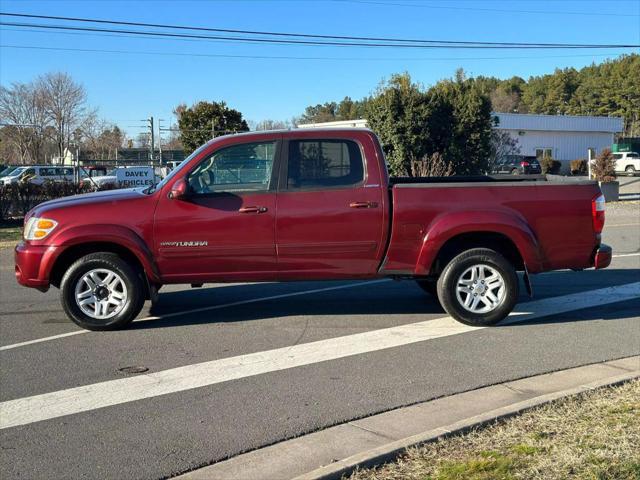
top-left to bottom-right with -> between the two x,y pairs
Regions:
175,356 -> 639,480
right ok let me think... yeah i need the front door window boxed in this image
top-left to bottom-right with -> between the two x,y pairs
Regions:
188,142 -> 276,194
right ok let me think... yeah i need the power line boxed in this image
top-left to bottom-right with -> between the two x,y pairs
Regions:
336,0 -> 640,17
0,11 -> 621,46
0,13 -> 638,49
0,43 -> 629,62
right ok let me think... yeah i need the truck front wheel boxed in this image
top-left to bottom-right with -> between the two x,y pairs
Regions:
437,248 -> 518,326
60,252 -> 145,331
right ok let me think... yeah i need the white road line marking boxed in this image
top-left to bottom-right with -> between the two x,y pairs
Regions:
0,331 -> 86,352
0,280 -> 388,352
612,253 -> 640,258
1,282 -> 638,430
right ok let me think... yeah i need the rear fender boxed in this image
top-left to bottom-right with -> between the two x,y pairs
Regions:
415,210 -> 544,275
47,224 -> 160,283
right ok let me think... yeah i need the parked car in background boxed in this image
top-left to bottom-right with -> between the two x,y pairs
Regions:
0,165 -> 19,177
1,166 -> 74,185
1,166 -> 30,184
16,129 -> 610,331
491,155 -> 542,175
613,152 -> 640,176
82,169 -> 117,188
81,166 -> 109,179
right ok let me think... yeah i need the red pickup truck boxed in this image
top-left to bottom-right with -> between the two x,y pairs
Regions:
15,129 -> 611,330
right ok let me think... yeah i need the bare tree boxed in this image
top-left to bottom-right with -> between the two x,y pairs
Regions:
135,132 -> 151,149
0,82 -> 48,163
37,72 -> 88,159
80,115 -> 125,160
490,89 -> 521,113
489,130 -> 521,172
410,153 -> 455,177
254,119 -> 290,131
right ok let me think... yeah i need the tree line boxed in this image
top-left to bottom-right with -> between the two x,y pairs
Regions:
298,54 -> 639,137
290,54 -> 638,176
3,53 -> 635,174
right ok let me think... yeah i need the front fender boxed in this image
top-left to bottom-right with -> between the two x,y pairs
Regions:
45,224 -> 160,283
415,209 -> 544,275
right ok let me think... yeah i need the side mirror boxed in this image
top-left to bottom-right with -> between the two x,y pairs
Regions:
169,178 -> 188,200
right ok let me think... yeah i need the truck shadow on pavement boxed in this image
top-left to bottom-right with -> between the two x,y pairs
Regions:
130,269 -> 640,330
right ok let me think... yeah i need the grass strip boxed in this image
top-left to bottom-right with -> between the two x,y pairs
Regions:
348,379 -> 639,480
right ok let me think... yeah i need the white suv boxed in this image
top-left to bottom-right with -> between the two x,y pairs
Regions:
0,165 -> 75,185
613,152 -> 640,176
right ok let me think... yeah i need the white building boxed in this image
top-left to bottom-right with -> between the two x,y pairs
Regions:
299,113 -> 624,173
494,113 -> 623,172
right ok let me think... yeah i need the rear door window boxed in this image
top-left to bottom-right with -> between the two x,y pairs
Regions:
286,139 -> 364,190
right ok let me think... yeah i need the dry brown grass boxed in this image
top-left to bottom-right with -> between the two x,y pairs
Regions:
348,379 -> 640,480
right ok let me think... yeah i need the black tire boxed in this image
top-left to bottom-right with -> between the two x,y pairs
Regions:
60,252 -> 145,331
416,278 -> 438,296
437,248 -> 518,327
625,166 -> 636,176
511,168 -> 521,175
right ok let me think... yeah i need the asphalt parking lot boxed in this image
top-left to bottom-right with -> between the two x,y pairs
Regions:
1,200 -> 639,480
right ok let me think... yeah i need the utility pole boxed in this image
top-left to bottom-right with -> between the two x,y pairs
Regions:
211,118 -> 216,139
157,119 -> 164,167
146,116 -> 155,166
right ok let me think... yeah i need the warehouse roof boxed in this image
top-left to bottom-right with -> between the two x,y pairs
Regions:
495,113 -> 623,133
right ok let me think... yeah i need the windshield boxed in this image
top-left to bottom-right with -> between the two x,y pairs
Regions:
0,166 -> 15,176
145,142 -> 211,194
6,167 -> 27,177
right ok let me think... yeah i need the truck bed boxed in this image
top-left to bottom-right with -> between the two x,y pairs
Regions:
383,175 -> 601,275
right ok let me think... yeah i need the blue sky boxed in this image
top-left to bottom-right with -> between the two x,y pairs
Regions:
1,0 -> 639,137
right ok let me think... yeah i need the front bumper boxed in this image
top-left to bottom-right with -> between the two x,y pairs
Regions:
14,242 -> 58,290
593,244 -> 612,270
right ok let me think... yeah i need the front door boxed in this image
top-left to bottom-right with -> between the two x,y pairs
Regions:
154,139 -> 280,283
276,138 -> 385,279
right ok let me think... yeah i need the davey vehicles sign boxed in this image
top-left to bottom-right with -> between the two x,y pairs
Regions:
115,167 -> 156,188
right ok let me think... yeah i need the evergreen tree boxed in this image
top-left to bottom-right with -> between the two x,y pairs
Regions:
177,101 -> 249,154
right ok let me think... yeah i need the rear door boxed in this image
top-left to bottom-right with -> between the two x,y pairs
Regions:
275,136 -> 385,279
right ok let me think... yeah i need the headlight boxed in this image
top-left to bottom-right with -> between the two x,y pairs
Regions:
24,217 -> 58,241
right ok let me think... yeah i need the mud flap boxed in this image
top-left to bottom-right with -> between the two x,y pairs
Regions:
523,264 -> 533,298
146,279 -> 161,305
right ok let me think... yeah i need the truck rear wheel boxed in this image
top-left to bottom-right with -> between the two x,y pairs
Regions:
60,252 -> 145,331
437,248 -> 518,326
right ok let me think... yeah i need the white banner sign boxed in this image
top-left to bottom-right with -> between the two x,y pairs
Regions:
115,167 -> 155,188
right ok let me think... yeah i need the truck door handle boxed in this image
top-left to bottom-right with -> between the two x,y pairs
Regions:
349,201 -> 378,209
238,206 -> 268,214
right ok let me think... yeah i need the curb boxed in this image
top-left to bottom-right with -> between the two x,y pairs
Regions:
175,357 -> 639,480
294,368 -> 639,480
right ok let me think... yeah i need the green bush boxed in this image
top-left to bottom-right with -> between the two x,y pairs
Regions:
541,155 -> 562,174
570,159 -> 587,175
